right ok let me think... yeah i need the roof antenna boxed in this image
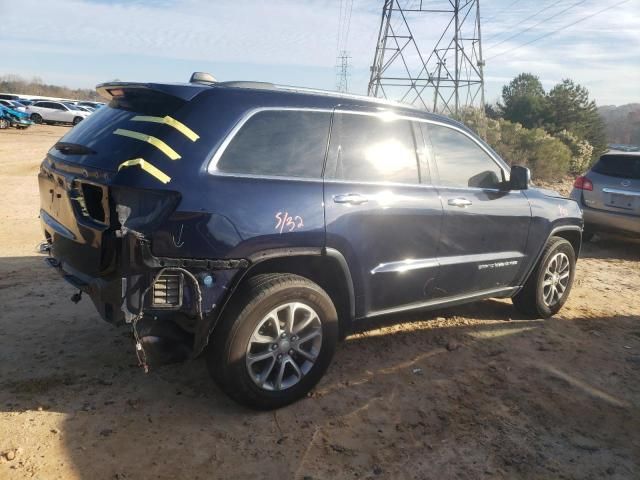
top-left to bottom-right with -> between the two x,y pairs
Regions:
189,72 -> 217,85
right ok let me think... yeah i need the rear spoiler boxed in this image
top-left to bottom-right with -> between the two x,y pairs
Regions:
96,82 -> 211,102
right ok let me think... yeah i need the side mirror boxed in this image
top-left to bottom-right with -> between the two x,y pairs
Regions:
509,165 -> 530,190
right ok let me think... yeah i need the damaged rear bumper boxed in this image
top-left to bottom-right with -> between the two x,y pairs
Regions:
43,229 -> 248,356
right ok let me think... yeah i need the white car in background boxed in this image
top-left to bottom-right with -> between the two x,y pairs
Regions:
0,99 -> 27,112
26,101 -> 91,125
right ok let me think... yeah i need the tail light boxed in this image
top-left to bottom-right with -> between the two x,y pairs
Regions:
573,176 -> 593,191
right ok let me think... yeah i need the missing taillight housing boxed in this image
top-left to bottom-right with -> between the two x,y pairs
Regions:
81,183 -> 106,223
110,186 -> 181,233
573,176 -> 593,191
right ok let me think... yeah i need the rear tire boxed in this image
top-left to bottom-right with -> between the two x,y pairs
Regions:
512,236 -> 576,318
30,113 -> 42,124
207,273 -> 338,410
72,116 -> 83,125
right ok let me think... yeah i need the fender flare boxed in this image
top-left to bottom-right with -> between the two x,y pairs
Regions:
514,224 -> 582,295
193,246 -> 356,356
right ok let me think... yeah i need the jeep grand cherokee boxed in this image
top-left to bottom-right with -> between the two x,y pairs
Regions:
38,73 -> 583,409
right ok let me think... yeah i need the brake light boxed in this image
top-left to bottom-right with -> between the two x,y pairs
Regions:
573,176 -> 593,191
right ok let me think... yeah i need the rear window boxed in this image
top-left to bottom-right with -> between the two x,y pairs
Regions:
592,154 -> 640,180
216,110 -> 331,178
50,90 -> 187,171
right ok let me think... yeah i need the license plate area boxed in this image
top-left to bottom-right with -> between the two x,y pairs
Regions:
607,193 -> 635,210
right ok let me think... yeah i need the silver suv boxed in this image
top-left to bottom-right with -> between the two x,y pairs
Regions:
571,152 -> 640,240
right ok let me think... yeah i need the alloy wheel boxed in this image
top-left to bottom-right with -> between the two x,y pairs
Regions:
542,252 -> 571,307
246,302 -> 322,391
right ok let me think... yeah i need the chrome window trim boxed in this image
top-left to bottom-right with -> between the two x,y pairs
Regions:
206,107 -> 334,176
206,106 -> 510,186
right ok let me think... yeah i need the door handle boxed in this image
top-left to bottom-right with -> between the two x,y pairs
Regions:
333,193 -> 369,205
448,197 -> 472,207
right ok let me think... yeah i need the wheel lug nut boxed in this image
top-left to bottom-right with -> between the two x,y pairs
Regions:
277,354 -> 282,360
289,349 -> 294,355
271,344 -> 277,350
291,336 -> 297,341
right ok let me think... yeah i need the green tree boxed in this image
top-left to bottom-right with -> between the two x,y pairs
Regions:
499,73 -> 548,129
544,79 -> 607,160
457,108 -> 573,181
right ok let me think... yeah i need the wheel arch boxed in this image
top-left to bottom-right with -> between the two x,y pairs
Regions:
553,228 -> 582,258
200,247 -> 355,355
515,225 -> 582,296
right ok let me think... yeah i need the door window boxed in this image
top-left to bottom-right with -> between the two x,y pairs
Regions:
326,112 -> 419,184
216,110 -> 331,178
424,123 -> 504,189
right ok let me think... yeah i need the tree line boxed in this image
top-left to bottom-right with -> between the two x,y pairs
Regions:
458,73 -> 609,181
0,74 -> 100,101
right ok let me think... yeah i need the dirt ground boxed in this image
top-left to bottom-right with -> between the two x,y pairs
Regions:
1,125 -> 639,480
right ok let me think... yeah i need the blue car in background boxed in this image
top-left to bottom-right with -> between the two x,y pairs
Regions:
0,103 -> 33,129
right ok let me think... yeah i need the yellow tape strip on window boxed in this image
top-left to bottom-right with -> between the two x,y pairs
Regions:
130,115 -> 200,142
113,128 -> 181,160
118,158 -> 171,184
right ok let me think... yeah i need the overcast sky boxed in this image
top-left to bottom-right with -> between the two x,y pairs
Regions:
1,0 -> 638,106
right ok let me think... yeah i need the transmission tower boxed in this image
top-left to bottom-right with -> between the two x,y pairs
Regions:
336,50 -> 351,93
367,0 -> 485,115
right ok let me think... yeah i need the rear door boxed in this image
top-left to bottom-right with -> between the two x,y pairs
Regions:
324,109 -> 443,317
50,103 -> 70,122
422,121 -> 531,298
584,154 -> 640,216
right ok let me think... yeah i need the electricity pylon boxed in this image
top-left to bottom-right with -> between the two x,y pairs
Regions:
336,50 -> 351,93
367,0 -> 485,115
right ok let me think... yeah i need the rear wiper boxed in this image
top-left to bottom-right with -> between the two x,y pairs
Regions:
54,142 -> 96,155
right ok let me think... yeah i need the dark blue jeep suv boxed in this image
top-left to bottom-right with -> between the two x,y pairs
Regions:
38,73 -> 583,409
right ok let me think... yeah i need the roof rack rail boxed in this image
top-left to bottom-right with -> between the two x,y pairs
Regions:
273,84 -> 424,111
217,81 -> 275,90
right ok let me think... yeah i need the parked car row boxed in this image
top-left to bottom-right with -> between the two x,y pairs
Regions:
0,94 -> 105,127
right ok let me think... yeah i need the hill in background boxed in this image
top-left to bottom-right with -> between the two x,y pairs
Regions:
598,103 -> 640,146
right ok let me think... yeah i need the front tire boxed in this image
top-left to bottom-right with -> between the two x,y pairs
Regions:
207,273 -> 339,410
513,236 -> 576,318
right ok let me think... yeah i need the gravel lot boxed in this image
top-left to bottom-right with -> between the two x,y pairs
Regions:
1,125 -> 639,479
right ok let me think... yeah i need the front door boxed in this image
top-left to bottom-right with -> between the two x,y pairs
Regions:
420,121 -> 531,298
324,109 -> 443,318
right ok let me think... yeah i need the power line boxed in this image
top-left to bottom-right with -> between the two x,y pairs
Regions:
486,0 -> 631,61
343,0 -> 354,50
482,0 -> 524,23
484,0 -> 560,43
486,0 -> 588,51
